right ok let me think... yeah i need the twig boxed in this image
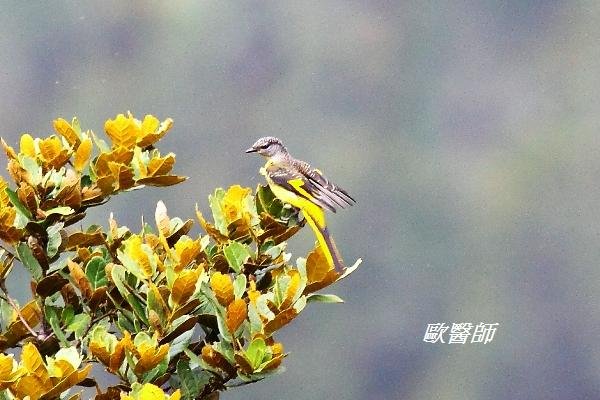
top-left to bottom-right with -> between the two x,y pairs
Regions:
5,294 -> 39,338
81,309 -> 117,339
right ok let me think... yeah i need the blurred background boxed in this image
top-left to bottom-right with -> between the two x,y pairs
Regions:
1,1 -> 599,399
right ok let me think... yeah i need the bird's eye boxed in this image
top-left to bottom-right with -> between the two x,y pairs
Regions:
260,144 -> 269,149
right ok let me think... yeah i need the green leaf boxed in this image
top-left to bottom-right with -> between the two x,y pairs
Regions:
177,359 -> 210,400
214,340 -> 235,365
245,338 -> 267,369
184,348 -> 203,369
46,223 -> 64,258
306,294 -> 344,304
256,185 -> 282,217
273,274 -> 291,308
19,155 -> 42,185
61,306 -> 75,326
0,388 -> 13,400
142,357 -> 169,384
0,298 -> 13,331
247,302 -> 263,336
54,347 -> 82,369
66,313 -> 91,339
233,274 -> 247,299
85,256 -> 108,289
208,188 -> 226,234
5,188 -> 32,220
198,282 -> 231,342
91,131 -> 110,153
71,116 -> 82,136
223,241 -> 250,273
110,264 -> 148,326
109,264 -> 128,298
45,305 -> 69,346
127,293 -> 149,326
16,242 -> 43,281
264,242 -> 286,259
117,311 -> 135,333
168,325 -> 195,359
146,284 -> 168,328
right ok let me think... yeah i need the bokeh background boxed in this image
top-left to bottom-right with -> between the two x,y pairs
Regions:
1,1 -> 599,399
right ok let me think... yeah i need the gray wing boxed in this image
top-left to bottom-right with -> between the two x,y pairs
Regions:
293,160 -> 356,212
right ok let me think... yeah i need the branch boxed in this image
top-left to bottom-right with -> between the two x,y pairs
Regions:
0,290 -> 39,339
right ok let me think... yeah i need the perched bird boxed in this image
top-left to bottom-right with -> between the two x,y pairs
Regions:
246,137 -> 355,271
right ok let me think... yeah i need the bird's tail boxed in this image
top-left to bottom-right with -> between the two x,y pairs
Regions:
303,213 -> 346,271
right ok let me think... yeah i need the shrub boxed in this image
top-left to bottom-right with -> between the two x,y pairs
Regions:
0,113 -> 359,399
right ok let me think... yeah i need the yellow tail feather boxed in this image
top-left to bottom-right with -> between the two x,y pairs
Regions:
303,213 -> 346,271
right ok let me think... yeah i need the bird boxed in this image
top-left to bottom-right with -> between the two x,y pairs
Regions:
246,137 -> 355,271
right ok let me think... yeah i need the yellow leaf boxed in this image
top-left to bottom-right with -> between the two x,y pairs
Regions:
53,118 -> 80,146
226,298 -> 247,333
264,308 -> 298,336
95,175 -> 116,195
108,161 -> 135,191
54,169 -> 82,209
0,207 -> 22,244
43,363 -> 92,400
0,176 -> 9,207
305,245 -> 331,284
210,272 -> 234,306
67,259 -> 93,299
38,136 -> 70,170
138,383 -> 167,400
280,269 -> 301,310
271,342 -> 284,356
17,182 -> 37,214
173,236 -> 201,271
247,280 -> 260,306
109,331 -> 132,373
136,175 -> 187,187
146,154 -> 175,177
134,342 -> 169,374
137,116 -> 173,148
195,208 -> 229,244
201,345 -> 233,374
1,138 -> 18,160
119,383 -> 179,400
124,236 -> 155,278
11,375 -> 48,400
304,244 -> 339,294
95,147 -> 134,174
170,268 -> 201,306
19,134 -> 36,158
0,354 -> 22,389
4,300 -> 42,346
89,340 -> 111,366
73,137 -> 92,172
21,343 -> 50,385
222,185 -> 251,224
104,113 -> 139,149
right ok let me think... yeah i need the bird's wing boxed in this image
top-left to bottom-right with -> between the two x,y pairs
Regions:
267,166 -> 338,212
293,160 -> 356,209
267,162 -> 355,213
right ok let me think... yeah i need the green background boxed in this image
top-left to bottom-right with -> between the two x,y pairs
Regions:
1,1 -> 598,399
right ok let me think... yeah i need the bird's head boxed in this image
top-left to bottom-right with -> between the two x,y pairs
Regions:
245,136 -> 287,158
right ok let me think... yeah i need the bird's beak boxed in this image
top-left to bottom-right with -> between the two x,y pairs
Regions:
245,147 -> 257,153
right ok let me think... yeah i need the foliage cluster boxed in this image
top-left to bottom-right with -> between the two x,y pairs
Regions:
0,113 -> 358,399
